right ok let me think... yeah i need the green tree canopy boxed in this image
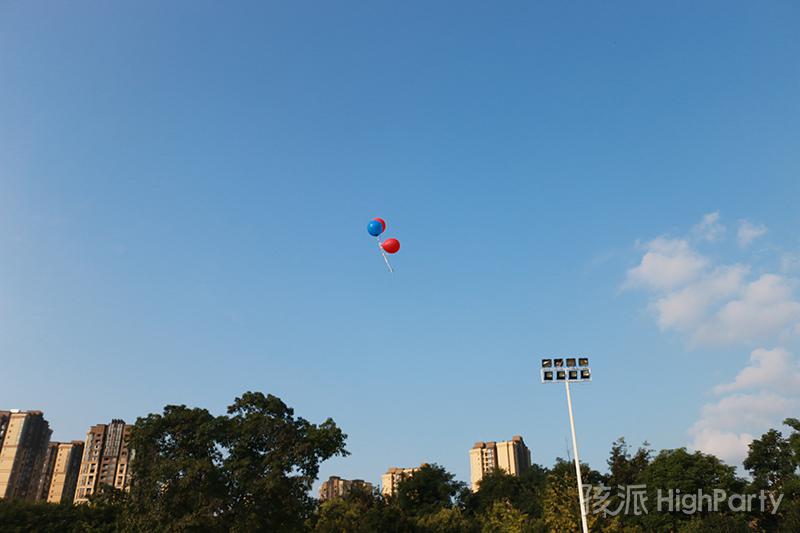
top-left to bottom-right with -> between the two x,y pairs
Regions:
392,464 -> 468,517
311,485 -> 411,533
744,419 -> 800,532
478,500 -> 526,533
631,448 -> 744,532
542,459 -> 607,532
607,437 -> 652,487
466,465 -> 548,519
744,428 -> 795,490
125,391 -> 348,532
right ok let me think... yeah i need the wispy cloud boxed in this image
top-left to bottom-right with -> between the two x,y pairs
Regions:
689,387 -> 797,465
625,212 -> 800,465
624,238 -> 707,291
624,215 -> 800,348
692,211 -> 726,242
651,265 -> 747,333
713,347 -> 800,395
691,275 -> 800,346
737,220 -> 767,248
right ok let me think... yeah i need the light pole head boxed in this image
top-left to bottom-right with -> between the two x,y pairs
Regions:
540,356 -> 591,383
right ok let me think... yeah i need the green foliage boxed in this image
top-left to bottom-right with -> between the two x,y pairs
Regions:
744,428 -> 795,490
393,463 -> 468,517
542,459 -> 608,532
415,507 -> 474,532
478,500 -> 526,532
312,485 -> 412,533
644,448 -> 743,493
607,437 -> 651,487
744,418 -> 800,532
674,513 -> 751,532
785,417 -> 800,459
223,392 -> 348,532
0,499 -> 122,533
6,399 -> 800,532
626,448 -> 745,532
124,404 -> 228,532
124,391 -> 348,532
466,465 -> 548,519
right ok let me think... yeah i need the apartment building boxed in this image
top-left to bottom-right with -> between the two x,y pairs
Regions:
0,412 -> 10,452
319,475 -> 374,501
469,435 -> 531,490
33,442 -> 60,501
0,410 -> 52,500
380,464 -> 426,497
74,419 -> 133,503
46,441 -> 84,503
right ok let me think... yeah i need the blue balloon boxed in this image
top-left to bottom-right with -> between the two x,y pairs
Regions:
367,220 -> 383,236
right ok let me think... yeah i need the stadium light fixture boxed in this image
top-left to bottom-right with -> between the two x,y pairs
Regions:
539,356 -> 592,533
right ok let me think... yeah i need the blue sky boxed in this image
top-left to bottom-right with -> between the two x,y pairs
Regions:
1,1 -> 799,489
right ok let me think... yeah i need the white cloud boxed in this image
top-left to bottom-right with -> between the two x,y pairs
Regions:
692,392 -> 794,431
689,390 -> 797,464
625,213 -> 800,467
626,225 -> 800,347
737,220 -> 767,248
625,238 -> 707,291
780,253 -> 800,274
652,265 -> 748,332
714,347 -> 800,394
692,211 -> 726,242
691,274 -> 800,346
690,429 -> 754,465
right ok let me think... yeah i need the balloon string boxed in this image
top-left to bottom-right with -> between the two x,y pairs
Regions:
377,237 -> 393,273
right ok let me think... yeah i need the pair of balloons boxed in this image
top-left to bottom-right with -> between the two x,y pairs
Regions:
367,217 -> 400,254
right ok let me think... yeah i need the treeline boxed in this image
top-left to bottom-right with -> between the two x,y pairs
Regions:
0,391 -> 798,532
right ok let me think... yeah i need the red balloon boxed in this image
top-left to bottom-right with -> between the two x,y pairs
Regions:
373,217 -> 386,231
381,238 -> 400,254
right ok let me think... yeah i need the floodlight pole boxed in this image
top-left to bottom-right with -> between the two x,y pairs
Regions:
565,380 -> 589,533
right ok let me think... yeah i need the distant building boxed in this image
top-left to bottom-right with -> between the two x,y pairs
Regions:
469,435 -> 531,490
46,441 -> 84,503
74,419 -> 133,503
33,442 -> 60,501
381,464 -> 426,496
319,476 -> 374,501
0,412 -> 11,452
0,410 -> 52,500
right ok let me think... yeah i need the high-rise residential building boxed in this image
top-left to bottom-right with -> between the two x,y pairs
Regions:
0,410 -> 52,500
33,442 -> 60,501
0,411 -> 11,453
380,464 -> 426,496
74,419 -> 133,503
469,435 -> 531,490
46,441 -> 84,504
319,476 -> 374,501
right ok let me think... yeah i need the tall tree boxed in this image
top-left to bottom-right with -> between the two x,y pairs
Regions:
745,419 -> 800,532
392,464 -> 468,517
125,405 -> 229,532
222,392 -> 348,532
415,507 -> 475,533
607,437 -> 651,487
478,500 -> 526,533
785,418 -> 800,463
312,485 -> 412,533
124,391 -> 348,532
542,459 -> 607,532
631,448 -> 744,532
744,429 -> 795,490
466,465 -> 548,519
